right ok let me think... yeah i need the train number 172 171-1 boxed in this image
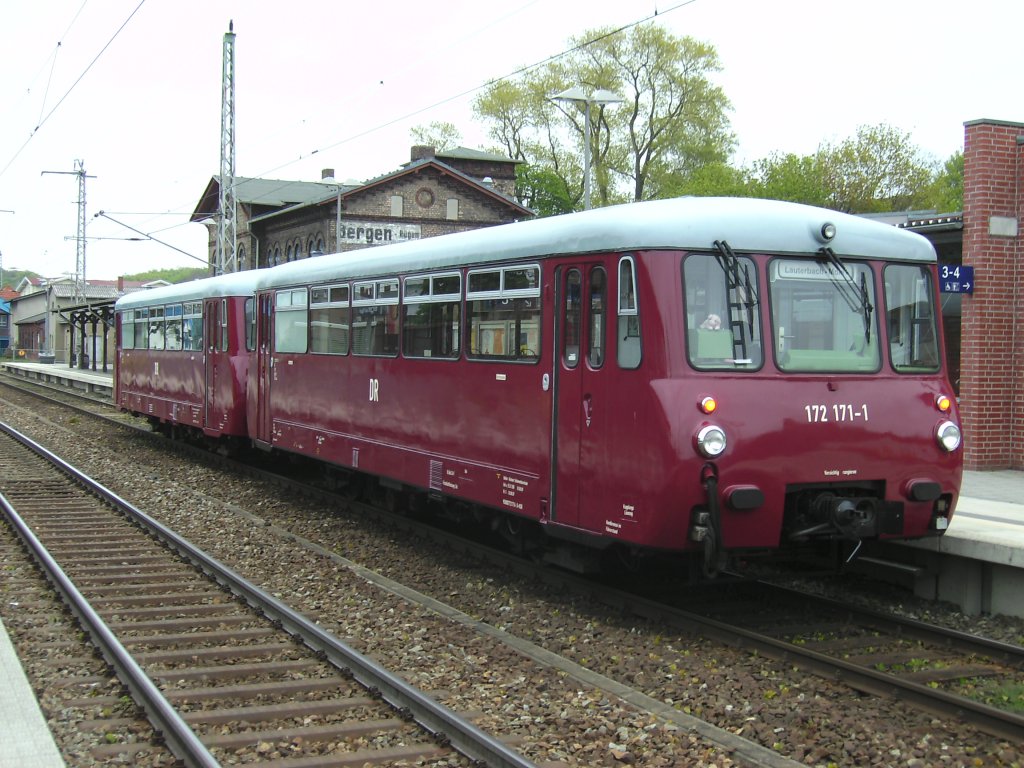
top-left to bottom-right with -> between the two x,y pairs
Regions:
804,403 -> 869,423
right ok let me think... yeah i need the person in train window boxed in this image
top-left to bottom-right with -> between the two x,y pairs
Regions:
699,313 -> 722,330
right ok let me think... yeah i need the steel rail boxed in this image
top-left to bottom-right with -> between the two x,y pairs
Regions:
755,580 -> 1024,666
562,575 -> 1024,744
0,458 -> 219,767
0,421 -> 538,768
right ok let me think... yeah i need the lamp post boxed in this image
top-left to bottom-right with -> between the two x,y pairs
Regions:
551,87 -> 623,210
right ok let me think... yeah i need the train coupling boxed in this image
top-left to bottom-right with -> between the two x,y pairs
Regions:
788,490 -> 903,541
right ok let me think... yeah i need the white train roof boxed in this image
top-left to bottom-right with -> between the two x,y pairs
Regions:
117,196 -> 935,309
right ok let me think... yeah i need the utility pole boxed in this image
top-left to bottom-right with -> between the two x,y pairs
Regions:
216,20 -> 237,275
0,208 -> 12,290
42,160 -> 94,302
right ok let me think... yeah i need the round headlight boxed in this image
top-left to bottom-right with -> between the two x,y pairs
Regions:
817,222 -> 837,243
936,420 -> 962,452
696,425 -> 727,458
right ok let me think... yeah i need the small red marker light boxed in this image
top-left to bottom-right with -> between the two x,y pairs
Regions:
936,394 -> 952,413
700,396 -> 717,414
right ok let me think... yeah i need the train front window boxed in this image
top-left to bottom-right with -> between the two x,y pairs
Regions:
884,264 -> 940,373
769,258 -> 879,373
683,253 -> 763,370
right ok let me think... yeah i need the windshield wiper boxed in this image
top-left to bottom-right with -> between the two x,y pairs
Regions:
712,239 -> 759,335
817,246 -> 874,344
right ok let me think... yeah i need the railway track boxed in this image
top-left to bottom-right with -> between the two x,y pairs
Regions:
619,577 -> 1024,743
0,420 -> 536,768
2,374 -> 1021,763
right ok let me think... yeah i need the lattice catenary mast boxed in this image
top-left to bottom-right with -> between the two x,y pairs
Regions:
216,20 -> 237,275
42,159 -> 94,302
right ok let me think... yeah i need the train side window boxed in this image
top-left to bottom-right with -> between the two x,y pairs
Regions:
310,284 -> 350,355
148,306 -> 165,350
884,264 -> 940,373
244,297 -> 256,352
165,304 -> 183,351
403,272 -> 461,359
563,269 -> 582,368
134,308 -> 149,349
588,267 -> 607,368
274,289 -> 308,354
467,264 -> 541,361
617,256 -> 641,369
182,302 -> 203,351
120,310 -> 134,350
352,279 -> 399,357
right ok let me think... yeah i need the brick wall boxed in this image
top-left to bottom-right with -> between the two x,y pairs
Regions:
961,120 -> 1024,469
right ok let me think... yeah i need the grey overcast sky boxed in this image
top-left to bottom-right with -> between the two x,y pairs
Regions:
0,0 -> 1020,280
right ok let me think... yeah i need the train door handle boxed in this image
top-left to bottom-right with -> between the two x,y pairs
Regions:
583,395 -> 593,427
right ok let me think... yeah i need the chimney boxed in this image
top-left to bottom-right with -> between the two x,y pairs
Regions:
321,168 -> 335,180
411,145 -> 436,162
117,276 -> 124,292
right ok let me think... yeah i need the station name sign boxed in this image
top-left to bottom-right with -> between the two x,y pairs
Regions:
940,265 -> 973,294
339,221 -> 422,246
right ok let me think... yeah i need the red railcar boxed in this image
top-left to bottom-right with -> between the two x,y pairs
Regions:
115,272 -> 259,441
115,198 -> 962,572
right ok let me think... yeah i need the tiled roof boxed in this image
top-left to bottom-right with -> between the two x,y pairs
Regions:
50,283 -> 121,299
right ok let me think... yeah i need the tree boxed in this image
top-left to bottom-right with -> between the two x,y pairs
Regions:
747,153 -> 831,207
515,163 -> 576,217
661,162 -> 751,199
817,123 -> 935,213
921,150 -> 964,212
409,121 -> 463,152
473,24 -> 733,211
731,124 -> 939,214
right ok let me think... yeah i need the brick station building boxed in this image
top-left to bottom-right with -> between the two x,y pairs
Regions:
191,146 -> 533,271
895,119 -> 1023,470
955,119 -> 1024,470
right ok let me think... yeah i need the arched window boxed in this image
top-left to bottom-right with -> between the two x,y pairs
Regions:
237,244 -> 247,271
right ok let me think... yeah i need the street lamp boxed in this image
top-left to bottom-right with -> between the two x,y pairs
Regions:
551,87 -> 623,210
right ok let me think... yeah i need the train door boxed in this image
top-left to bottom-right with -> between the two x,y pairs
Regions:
552,262 -> 611,530
255,291 -> 274,446
203,298 -> 224,429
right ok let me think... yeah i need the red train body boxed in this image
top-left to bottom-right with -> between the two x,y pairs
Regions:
115,198 -> 963,571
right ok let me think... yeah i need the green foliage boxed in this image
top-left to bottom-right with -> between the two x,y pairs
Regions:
719,123 -> 945,214
0,269 -> 40,290
748,153 -> 831,207
123,267 -> 208,284
920,150 -> 964,212
662,162 -> 752,199
515,164 -> 577,217
410,121 -> 463,152
817,123 -> 935,212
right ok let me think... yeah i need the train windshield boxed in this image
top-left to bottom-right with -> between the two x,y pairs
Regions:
683,252 -> 763,370
769,257 -> 880,373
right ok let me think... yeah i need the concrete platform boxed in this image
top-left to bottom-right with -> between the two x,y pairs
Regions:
0,617 -> 66,767
889,473 -> 1024,617
1,361 -> 112,398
